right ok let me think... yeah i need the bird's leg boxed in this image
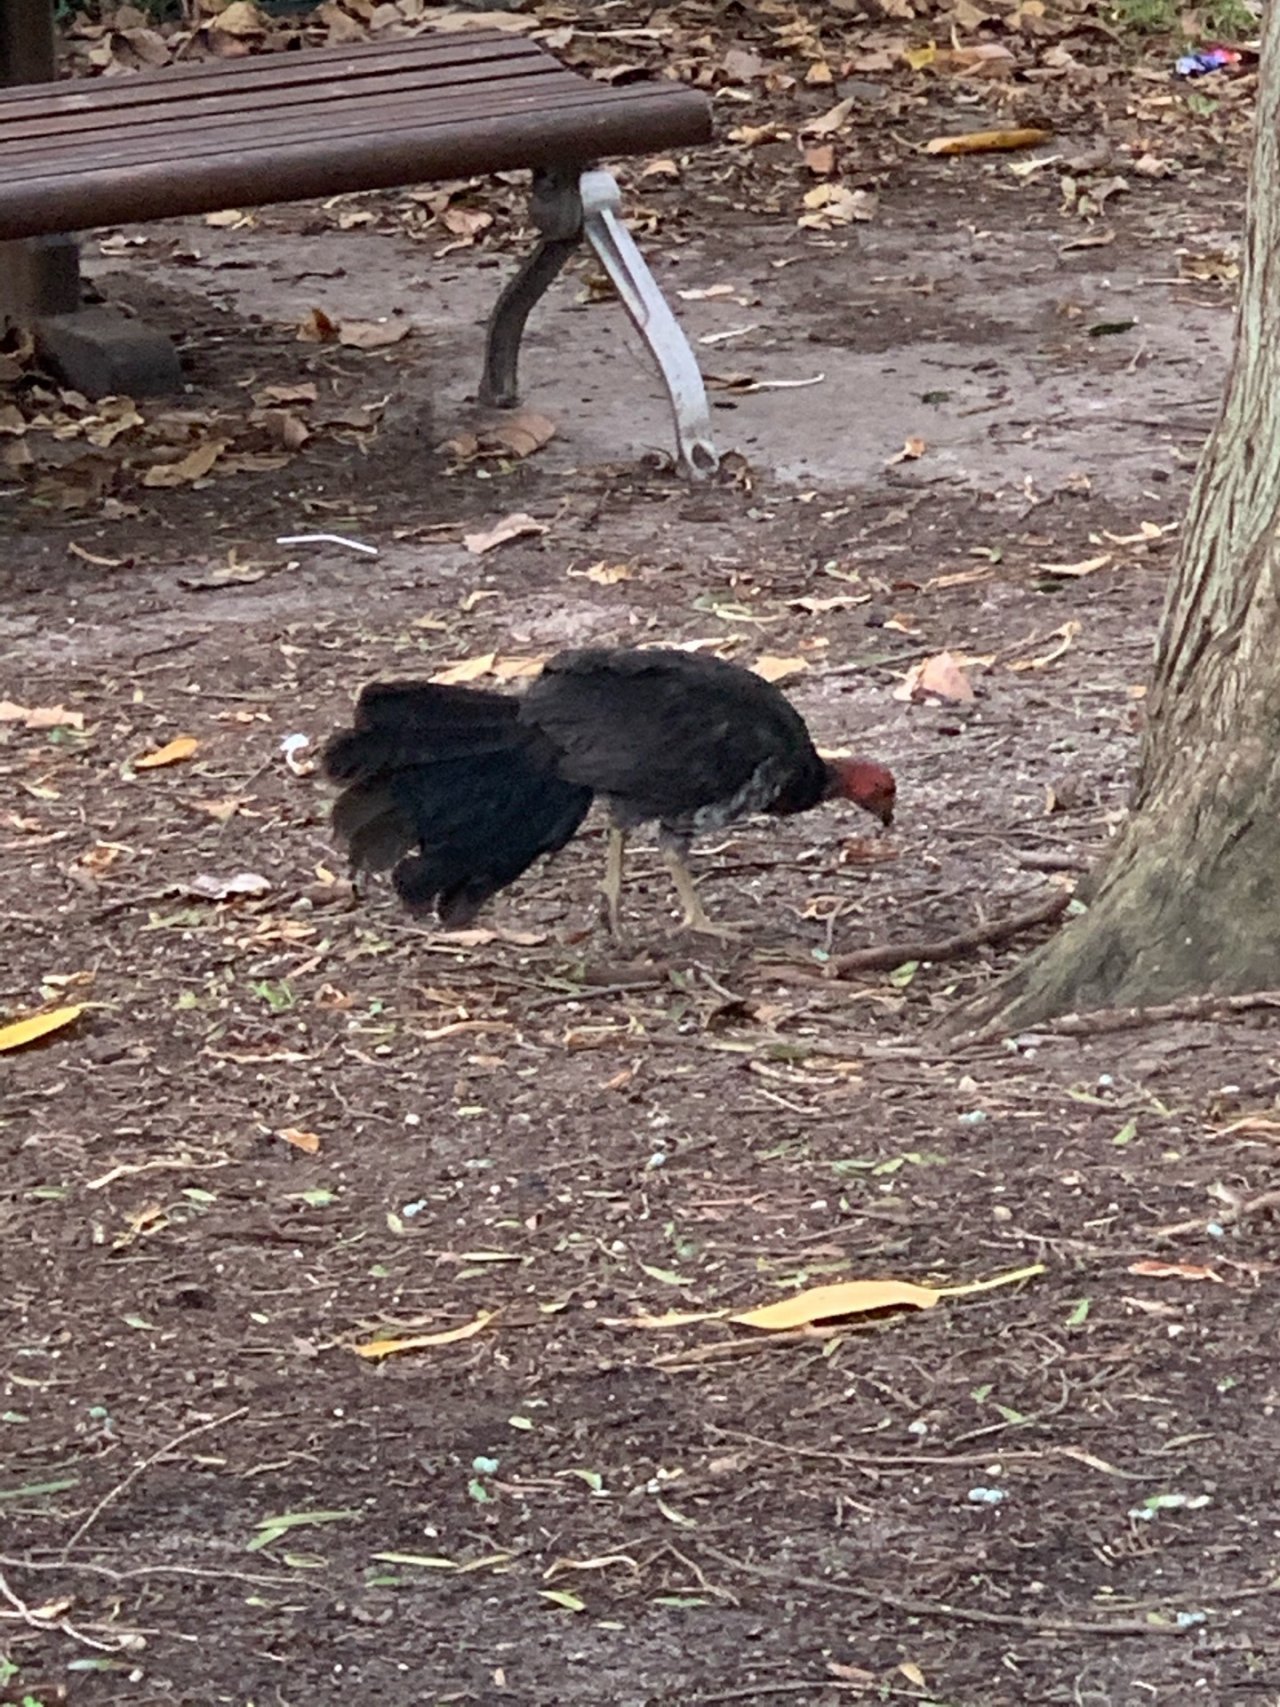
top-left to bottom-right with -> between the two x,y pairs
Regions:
659,831 -> 741,941
600,825 -> 627,936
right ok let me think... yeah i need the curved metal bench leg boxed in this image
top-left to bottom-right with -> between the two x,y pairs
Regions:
578,168 -> 718,481
480,166 -> 582,408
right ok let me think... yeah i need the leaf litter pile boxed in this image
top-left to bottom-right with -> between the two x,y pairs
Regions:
1,2 -> 1277,1705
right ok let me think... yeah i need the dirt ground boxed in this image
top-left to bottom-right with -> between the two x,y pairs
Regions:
3,10 -> 1279,1707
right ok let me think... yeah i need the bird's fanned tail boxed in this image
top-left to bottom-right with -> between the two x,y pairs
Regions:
322,681 -> 592,926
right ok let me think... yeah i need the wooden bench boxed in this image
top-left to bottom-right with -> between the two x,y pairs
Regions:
0,12 -> 719,477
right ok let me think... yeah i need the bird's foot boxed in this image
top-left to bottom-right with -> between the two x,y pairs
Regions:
678,906 -> 744,943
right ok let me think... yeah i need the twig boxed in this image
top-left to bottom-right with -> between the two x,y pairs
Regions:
0,1567 -> 141,1654
60,1408 -> 247,1558
0,1553 -> 295,1589
692,1543 -> 1192,1637
1149,1187 -> 1280,1239
827,892 -> 1071,979
1022,990 -> 1280,1038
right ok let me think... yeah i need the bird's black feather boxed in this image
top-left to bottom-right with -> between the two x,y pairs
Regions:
522,647 -> 827,829
322,681 -> 591,925
324,650 -> 846,925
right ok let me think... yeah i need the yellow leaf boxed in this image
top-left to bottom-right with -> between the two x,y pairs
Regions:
430,653 -> 496,686
754,654 -> 809,684
353,1312 -> 495,1359
278,1127 -> 320,1154
924,127 -> 1052,156
732,1279 -> 941,1331
135,736 -> 199,769
903,41 -> 937,69
0,1005 -> 84,1053
899,1661 -> 927,1688
934,1263 -> 1045,1298
491,655 -> 549,682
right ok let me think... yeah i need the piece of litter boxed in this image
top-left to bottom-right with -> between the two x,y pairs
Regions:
276,533 -> 379,557
281,734 -> 315,777
967,1486 -> 1006,1505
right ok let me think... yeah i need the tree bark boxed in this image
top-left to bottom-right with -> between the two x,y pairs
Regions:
960,16 -> 1280,1033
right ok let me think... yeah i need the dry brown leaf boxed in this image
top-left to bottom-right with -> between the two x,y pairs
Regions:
463,512 -> 547,555
803,98 -> 855,135
297,307 -> 339,343
1008,621 -> 1081,671
140,442 -> 224,488
491,656 -> 548,682
135,735 -> 199,769
255,382 -> 318,407
278,1127 -> 321,1154
577,561 -> 632,585
430,653 -> 496,686
753,654 -> 809,684
886,435 -> 927,465
803,144 -> 836,176
354,1312 -> 496,1359
339,319 -> 412,350
0,701 -> 84,730
208,1 -> 264,35
1037,553 -> 1112,578
489,411 -> 556,460
898,650 -> 976,704
1127,1261 -> 1223,1282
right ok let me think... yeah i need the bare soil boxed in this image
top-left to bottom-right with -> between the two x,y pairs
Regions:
3,31 -> 1278,1707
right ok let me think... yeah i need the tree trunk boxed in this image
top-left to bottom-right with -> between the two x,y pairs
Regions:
962,15 -> 1280,1032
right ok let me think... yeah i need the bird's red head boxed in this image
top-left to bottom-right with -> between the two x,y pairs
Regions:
824,758 -> 896,826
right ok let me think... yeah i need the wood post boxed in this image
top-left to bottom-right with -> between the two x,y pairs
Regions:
0,0 -> 84,324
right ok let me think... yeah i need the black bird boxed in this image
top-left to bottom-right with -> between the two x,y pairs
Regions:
322,646 -> 896,936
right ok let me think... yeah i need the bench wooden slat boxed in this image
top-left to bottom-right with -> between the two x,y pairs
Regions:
2,61 -> 570,151
5,79 -> 598,178
0,30 -> 710,242
0,33 -> 545,108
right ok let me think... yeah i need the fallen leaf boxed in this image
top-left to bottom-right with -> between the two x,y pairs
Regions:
354,1312 -> 495,1359
803,143 -> 836,176
463,512 -> 547,555
732,1264 -> 1042,1331
0,701 -> 84,730
803,97 -> 855,135
576,560 -> 632,585
886,435 -> 927,465
925,127 -> 1052,155
1008,621 -> 1081,671
186,871 -> 272,900
278,1127 -> 321,1154
0,1005 -> 84,1053
430,652 -> 497,685
1127,1261 -> 1223,1283
1037,553 -> 1112,578
135,736 -> 199,769
488,411 -> 556,459
753,654 -> 809,684
140,442 -> 225,487
894,651 -> 975,704
208,0 -> 264,35
491,655 -> 549,682
297,307 -> 339,343
732,1278 -> 941,1331
338,319 -> 412,350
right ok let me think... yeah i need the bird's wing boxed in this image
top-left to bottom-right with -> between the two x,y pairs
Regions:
521,648 -> 819,821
